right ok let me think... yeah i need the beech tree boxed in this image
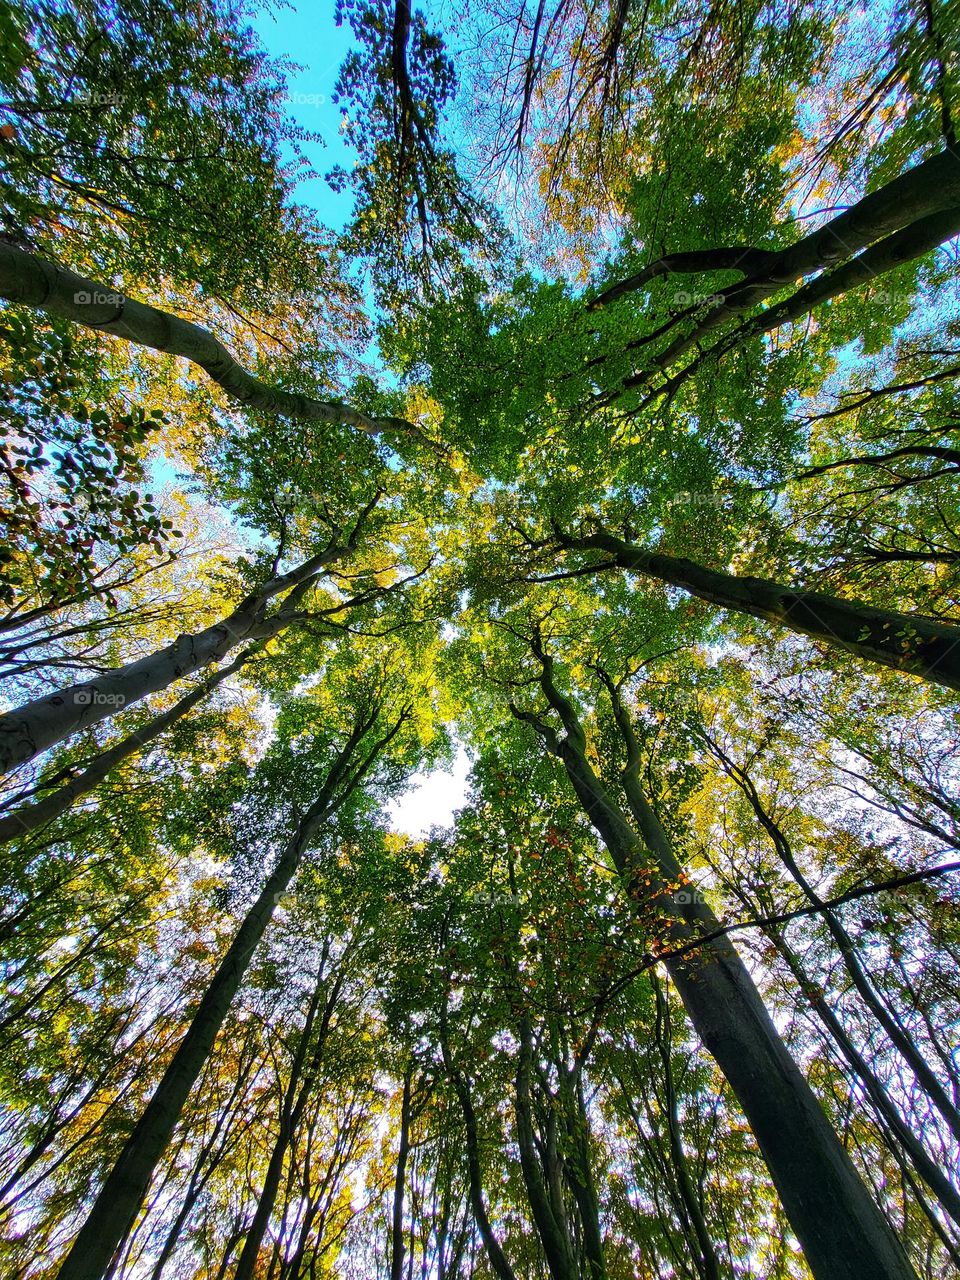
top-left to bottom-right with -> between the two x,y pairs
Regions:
1,0 -> 959,1277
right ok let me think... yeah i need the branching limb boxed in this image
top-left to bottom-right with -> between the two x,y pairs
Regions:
0,242 -> 412,439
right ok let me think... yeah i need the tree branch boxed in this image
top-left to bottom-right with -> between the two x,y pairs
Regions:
0,242 -> 412,439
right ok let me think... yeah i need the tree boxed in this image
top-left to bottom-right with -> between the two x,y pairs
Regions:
1,0 -> 959,1277
55,647 -> 434,1280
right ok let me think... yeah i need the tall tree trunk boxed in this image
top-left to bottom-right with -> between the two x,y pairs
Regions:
281,1193 -> 321,1280
147,1115 -> 236,1280
557,528 -> 960,689
0,548 -> 339,775
742,206 -> 960,344
631,203 -> 960,388
233,955 -> 342,1280
591,149 -> 960,387
615,1067 -> 715,1280
146,1030 -> 265,1280
558,1072 -> 607,1280
391,1068 -> 414,1280
54,808 -> 324,1280
515,1013 -> 578,1280
0,646 -> 257,843
717,748 -> 960,1145
651,976 -> 722,1280
212,1221 -> 245,1280
769,923 -> 960,1231
438,996 -> 518,1280
510,650 -> 919,1280
589,148 -> 960,313
54,697 -> 405,1280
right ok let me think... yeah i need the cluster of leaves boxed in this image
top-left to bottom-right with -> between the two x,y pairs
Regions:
0,311 -> 179,611
330,0 -> 498,303
0,0 -> 959,1276
0,0 -> 320,300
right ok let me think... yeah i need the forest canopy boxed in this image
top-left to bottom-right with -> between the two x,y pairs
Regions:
1,0 -> 959,1276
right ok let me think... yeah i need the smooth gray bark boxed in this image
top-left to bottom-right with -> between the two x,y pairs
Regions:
0,242 -> 408,438
557,529 -> 960,690
511,649 -> 919,1280
0,647 -> 255,842
0,548 -> 338,775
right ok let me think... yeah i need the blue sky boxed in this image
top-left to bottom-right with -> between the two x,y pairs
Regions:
249,1 -> 471,836
250,1 -> 357,228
